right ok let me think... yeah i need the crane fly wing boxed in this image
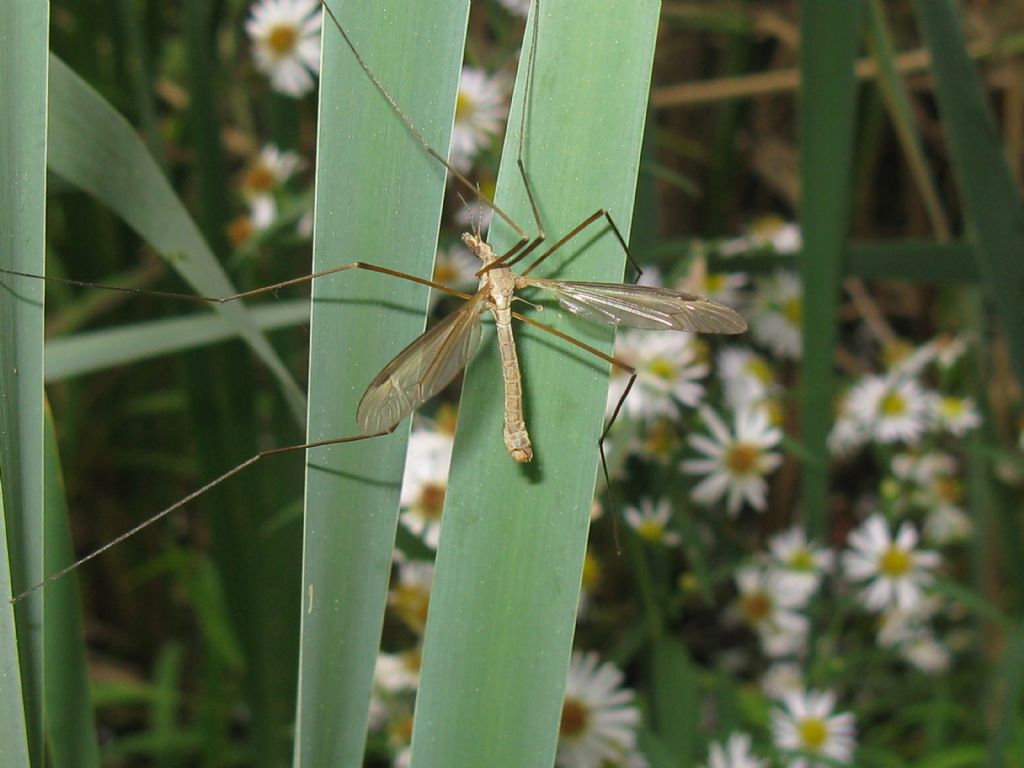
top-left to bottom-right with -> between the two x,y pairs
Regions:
520,278 -> 747,334
357,293 -> 487,434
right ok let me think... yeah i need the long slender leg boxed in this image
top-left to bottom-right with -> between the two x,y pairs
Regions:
511,311 -> 637,511
318,1 -> 529,248
0,261 -> 474,305
10,428 -> 396,603
475,2 -> 547,277
520,208 -> 641,280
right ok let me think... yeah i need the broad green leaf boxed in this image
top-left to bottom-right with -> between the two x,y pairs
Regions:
0,2 -> 49,763
294,2 -> 468,765
46,55 -> 307,426
411,2 -> 661,766
45,300 -> 309,383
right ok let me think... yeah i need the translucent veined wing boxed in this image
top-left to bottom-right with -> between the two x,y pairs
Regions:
520,277 -> 747,334
357,293 -> 487,433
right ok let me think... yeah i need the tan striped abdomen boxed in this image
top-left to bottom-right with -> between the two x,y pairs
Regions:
493,307 -> 533,463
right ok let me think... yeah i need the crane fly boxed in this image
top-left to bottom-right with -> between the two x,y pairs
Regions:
6,0 -> 745,601
357,231 -> 745,464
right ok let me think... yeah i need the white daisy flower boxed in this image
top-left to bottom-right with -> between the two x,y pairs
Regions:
931,333 -> 969,369
246,0 -> 321,97
296,208 -> 314,239
374,649 -> 421,694
923,503 -> 971,545
685,271 -> 748,309
766,527 -> 834,596
926,394 -> 981,437
771,689 -> 856,767
827,393 -> 871,459
497,0 -> 531,17
719,216 -> 801,257
249,195 -> 278,231
717,346 -> 777,411
899,632 -> 952,674
388,559 -> 434,634
733,566 -> 809,657
450,67 -> 509,171
704,732 -> 765,768
626,417 -> 683,465
844,375 -> 931,446
681,406 -> 783,516
430,243 -> 479,307
842,514 -> 940,612
891,451 -> 958,485
242,144 -> 305,196
557,652 -> 641,768
749,271 -> 802,359
399,428 -> 454,549
761,662 -> 805,700
607,331 -> 709,421
623,498 -> 681,547
877,596 -> 951,673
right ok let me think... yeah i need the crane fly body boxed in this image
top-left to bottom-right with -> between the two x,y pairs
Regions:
5,0 -> 749,601
354,231 -> 747,464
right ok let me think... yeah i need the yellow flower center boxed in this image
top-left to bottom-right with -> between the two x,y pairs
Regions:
226,215 -> 254,248
939,397 -> 964,418
745,357 -> 773,384
880,391 -> 907,416
415,483 -> 446,521
798,716 -> 828,751
644,419 -> 676,457
725,442 -> 759,475
636,519 -> 664,542
647,358 -> 676,380
934,476 -> 962,504
782,297 -> 802,325
243,163 -> 276,193
389,712 -> 414,747
266,23 -> 299,56
879,546 -> 911,577
390,585 -> 430,633
789,549 -> 815,571
581,551 -> 601,593
560,697 -> 589,737
433,260 -> 458,284
740,591 -> 773,624
455,90 -> 475,123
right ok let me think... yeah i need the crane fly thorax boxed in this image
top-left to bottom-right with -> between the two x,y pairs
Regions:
462,231 -> 516,310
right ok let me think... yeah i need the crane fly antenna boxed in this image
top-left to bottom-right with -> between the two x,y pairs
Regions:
10,429 -> 395,604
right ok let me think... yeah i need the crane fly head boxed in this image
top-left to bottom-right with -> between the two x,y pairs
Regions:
462,232 -> 499,268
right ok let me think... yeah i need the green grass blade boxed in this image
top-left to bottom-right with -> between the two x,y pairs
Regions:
984,619 -> 1024,768
797,1 -> 861,539
410,2 -> 660,766
0,2 -> 49,762
42,406 -> 101,768
912,0 -> 1024,387
44,300 -> 309,382
293,3 -> 468,765
45,55 -> 307,426
864,0 -> 951,239
0,475 -> 30,768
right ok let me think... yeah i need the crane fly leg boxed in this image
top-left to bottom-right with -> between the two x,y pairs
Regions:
520,209 -> 640,282
11,428 -> 396,604
511,311 -> 637,511
0,261 -> 473,305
